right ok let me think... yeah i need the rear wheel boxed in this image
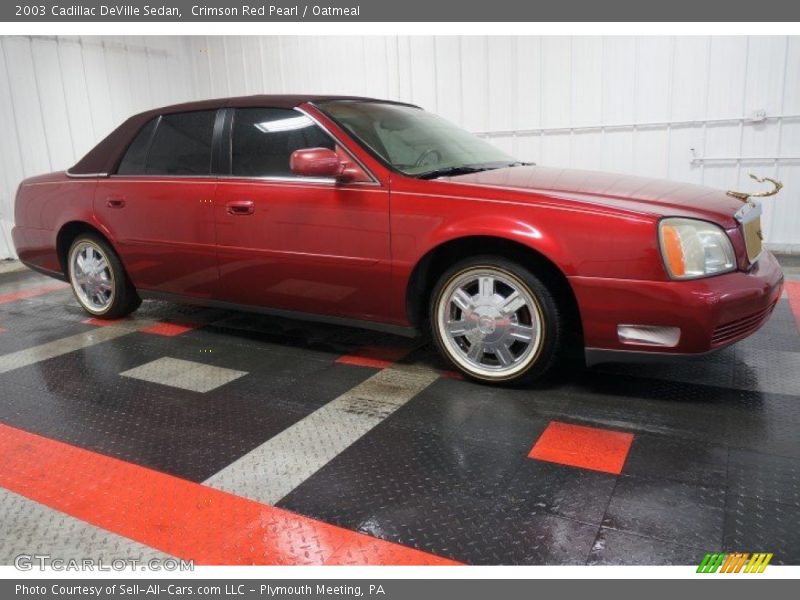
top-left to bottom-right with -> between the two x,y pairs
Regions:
67,234 -> 140,318
429,256 -> 564,385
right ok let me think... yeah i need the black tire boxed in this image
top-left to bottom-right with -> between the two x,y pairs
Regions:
429,255 -> 565,386
67,233 -> 141,319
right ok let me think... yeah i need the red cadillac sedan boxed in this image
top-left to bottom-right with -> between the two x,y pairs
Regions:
12,95 -> 784,385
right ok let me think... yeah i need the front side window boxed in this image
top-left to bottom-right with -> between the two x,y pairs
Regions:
318,101 -> 518,177
231,108 -> 335,177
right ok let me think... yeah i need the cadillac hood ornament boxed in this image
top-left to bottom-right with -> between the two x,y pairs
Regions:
727,173 -> 783,202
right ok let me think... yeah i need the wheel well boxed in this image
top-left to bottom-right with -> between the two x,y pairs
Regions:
406,236 -> 583,335
56,222 -> 109,275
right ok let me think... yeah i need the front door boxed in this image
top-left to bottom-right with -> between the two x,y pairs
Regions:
213,107 -> 391,321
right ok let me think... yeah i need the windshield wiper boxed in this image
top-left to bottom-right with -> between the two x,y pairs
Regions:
417,161 -> 535,179
416,165 -> 494,180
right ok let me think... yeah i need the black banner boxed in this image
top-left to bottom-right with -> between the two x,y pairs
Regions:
3,0 -> 800,22
4,579 -> 799,600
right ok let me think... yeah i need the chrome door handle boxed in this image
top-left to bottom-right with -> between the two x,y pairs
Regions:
226,200 -> 255,215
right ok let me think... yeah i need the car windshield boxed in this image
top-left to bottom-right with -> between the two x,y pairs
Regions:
318,100 -> 520,178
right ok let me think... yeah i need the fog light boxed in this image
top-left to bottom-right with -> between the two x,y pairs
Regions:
617,325 -> 681,347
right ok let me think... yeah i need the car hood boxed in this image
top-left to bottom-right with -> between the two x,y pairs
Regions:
441,166 -> 743,226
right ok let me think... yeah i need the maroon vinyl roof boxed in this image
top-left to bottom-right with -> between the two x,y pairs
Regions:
68,94 -> 415,176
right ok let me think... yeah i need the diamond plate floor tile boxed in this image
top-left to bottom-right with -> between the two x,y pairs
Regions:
0,488 -> 168,565
556,390 -> 730,445
587,527 -> 707,566
291,486 -> 597,566
500,459 -> 617,524
728,449 -> 800,507
726,416 -> 800,459
200,312 -> 413,360
386,377 -> 568,449
596,346 -> 737,389
528,421 -> 634,475
205,365 -> 440,504
0,324 -> 144,376
622,434 -> 729,487
723,495 -> 800,565
0,312 -> 96,355
120,357 -> 247,393
734,300 -> 800,352
281,422 -> 528,514
731,347 -> 800,396
0,424 -> 455,566
0,355 -> 361,483
461,508 -> 600,565
601,476 -> 726,549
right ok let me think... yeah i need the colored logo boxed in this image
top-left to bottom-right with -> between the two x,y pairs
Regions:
697,552 -> 773,573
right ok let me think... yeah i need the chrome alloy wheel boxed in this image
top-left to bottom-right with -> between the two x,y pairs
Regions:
69,241 -> 115,314
436,267 -> 544,379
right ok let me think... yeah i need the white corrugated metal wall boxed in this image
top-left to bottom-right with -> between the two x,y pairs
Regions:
1,35 -> 799,259
0,35 -> 195,259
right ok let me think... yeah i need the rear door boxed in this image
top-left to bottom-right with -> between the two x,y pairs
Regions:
213,107 -> 392,321
94,110 -> 220,298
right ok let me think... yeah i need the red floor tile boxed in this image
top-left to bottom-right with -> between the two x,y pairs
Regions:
786,281 -> 800,333
141,322 -> 198,337
0,423 -> 459,566
0,283 -> 69,305
336,345 -> 411,369
528,421 -> 634,475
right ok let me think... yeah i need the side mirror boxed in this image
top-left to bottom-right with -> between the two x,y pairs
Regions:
290,148 -> 350,181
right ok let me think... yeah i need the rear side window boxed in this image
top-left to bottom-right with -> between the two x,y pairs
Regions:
231,108 -> 335,177
146,111 -> 216,175
116,110 -> 217,176
116,118 -> 157,175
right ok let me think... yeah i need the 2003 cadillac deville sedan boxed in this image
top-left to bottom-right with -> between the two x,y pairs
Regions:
13,95 -> 784,385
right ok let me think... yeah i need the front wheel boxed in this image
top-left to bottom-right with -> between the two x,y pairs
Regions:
67,234 -> 141,319
429,257 -> 564,385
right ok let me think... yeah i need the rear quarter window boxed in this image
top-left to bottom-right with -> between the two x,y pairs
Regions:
116,110 -> 216,176
116,118 -> 157,175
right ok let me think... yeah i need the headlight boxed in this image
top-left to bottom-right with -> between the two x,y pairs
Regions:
658,218 -> 736,279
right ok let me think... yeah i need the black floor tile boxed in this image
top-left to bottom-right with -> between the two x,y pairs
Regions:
622,434 -> 729,487
500,459 -> 618,524
728,449 -> 800,507
282,424 -> 527,512
556,389 -> 730,445
461,508 -> 600,565
601,476 -> 726,549
0,375 -> 310,482
723,495 -> 800,565
387,377 -> 566,450
587,527 -> 707,565
0,306 -> 93,354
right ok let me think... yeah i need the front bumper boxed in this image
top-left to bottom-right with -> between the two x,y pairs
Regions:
570,251 -> 784,361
